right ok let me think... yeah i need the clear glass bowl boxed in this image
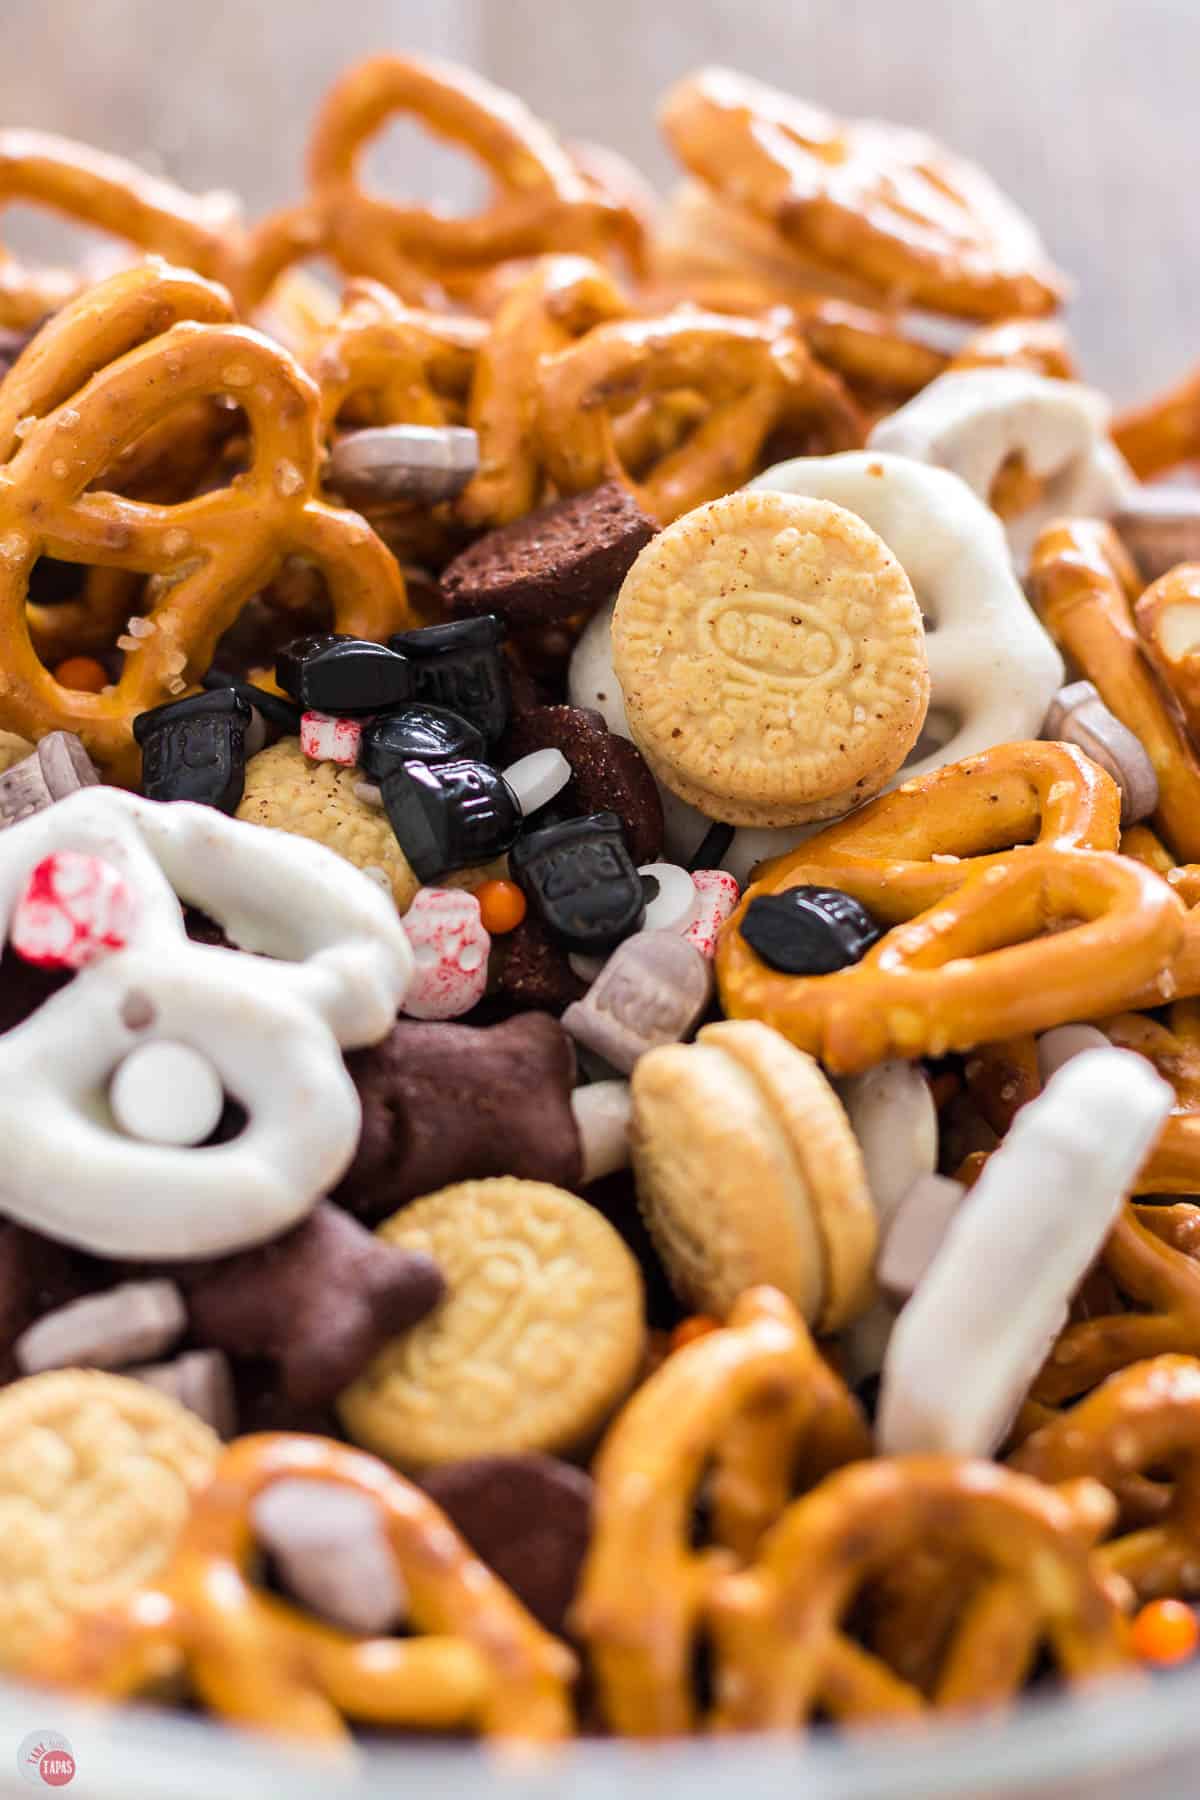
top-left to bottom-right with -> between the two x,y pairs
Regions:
1,1664 -> 1196,1800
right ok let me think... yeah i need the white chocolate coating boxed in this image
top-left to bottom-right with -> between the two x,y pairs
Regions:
0,787 -> 413,1258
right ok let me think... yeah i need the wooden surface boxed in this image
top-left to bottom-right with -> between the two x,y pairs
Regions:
1,0 -> 1196,400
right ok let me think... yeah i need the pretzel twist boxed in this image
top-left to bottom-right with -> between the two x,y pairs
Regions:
0,130 -> 242,328
458,254 -> 628,527
716,742 -> 1183,1073
1029,519 -> 1200,864
1113,363 -> 1200,480
239,55 -> 644,314
660,69 -> 1066,322
1133,563 -> 1200,743
574,1287 -> 871,1736
0,264 -> 410,781
1100,1004 -> 1200,1193
308,278 -> 484,431
1036,1205 -> 1200,1405
30,1433 -> 575,1742
949,317 -> 1079,381
707,1457 -> 1127,1729
536,312 -> 864,524
1014,1356 -> 1200,1602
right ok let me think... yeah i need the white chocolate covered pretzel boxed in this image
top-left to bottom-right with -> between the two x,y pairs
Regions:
868,370 -> 1135,564
0,787 -> 413,1258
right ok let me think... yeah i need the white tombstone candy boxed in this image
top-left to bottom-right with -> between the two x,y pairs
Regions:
0,787 -> 413,1259
15,1279 -> 187,1374
561,930 -> 713,1074
877,1048 -> 1172,1457
867,369 -> 1135,564
251,1476 -> 407,1636
327,423 -> 479,508
1042,680 -> 1159,825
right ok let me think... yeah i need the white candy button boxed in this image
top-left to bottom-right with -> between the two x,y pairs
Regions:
639,863 -> 699,935
502,748 -> 572,817
110,1040 -> 226,1147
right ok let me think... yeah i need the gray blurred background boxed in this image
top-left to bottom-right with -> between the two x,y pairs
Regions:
1,0 -> 1195,400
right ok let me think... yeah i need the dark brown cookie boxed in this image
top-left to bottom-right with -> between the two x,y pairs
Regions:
421,1453 -> 593,1637
490,912 -> 588,1014
501,704 -> 664,864
439,481 -> 656,623
337,1014 -> 583,1222
185,1202 -> 443,1407
0,1222 -> 101,1383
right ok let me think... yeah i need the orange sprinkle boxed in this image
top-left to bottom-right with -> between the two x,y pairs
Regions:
52,655 -> 108,694
1131,1598 -> 1199,1666
473,879 -> 526,935
670,1315 -> 721,1354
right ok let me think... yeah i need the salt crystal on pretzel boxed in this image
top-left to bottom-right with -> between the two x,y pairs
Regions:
0,787 -> 412,1259
868,369 -> 1134,564
878,1048 -> 1173,1457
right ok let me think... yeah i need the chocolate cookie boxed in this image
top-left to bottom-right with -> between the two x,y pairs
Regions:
440,481 -> 656,623
338,1014 -> 583,1221
421,1454 -> 594,1637
501,704 -> 664,865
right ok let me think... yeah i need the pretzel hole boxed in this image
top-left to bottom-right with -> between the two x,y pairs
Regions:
362,117 -> 491,218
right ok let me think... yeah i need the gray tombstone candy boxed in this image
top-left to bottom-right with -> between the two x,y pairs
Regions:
327,424 -> 480,508
561,930 -> 713,1075
15,1279 -> 187,1375
1041,680 -> 1159,824
1113,488 -> 1200,584
0,731 -> 99,829
130,1349 -> 239,1438
251,1477 -> 407,1635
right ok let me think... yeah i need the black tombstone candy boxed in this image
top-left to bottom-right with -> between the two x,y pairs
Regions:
510,812 -> 645,954
275,634 -> 413,716
739,885 -> 883,976
359,705 -> 486,783
381,757 -> 522,884
388,616 -> 509,745
132,689 -> 253,813
201,669 -> 302,736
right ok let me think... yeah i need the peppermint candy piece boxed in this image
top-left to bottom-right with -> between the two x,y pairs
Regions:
300,711 -> 364,767
11,850 -> 136,969
401,887 -> 491,1021
682,867 -> 740,959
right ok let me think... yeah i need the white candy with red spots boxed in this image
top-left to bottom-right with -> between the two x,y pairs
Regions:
10,850 -> 137,969
683,867 -> 740,958
401,887 -> 491,1020
300,711 -> 364,767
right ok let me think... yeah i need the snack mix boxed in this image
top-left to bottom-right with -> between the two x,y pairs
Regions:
3,47 -> 1200,1756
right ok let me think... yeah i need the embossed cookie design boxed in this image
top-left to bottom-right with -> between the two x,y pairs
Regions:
0,1369 -> 219,1669
338,1179 -> 646,1469
611,489 -> 930,826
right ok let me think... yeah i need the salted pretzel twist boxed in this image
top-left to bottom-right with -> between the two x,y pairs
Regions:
0,129 -> 242,327
707,1457 -> 1127,1729
30,1432 -> 575,1742
660,69 -> 1066,322
459,254 -> 628,527
1133,563 -> 1200,743
1014,1356 -> 1200,1602
574,1287 -> 871,1736
1100,1004 -> 1200,1194
308,278 -> 484,432
1036,1205 -> 1200,1406
1029,519 -> 1200,864
536,312 -> 864,524
0,263 -> 410,782
239,55 -> 644,314
1113,362 -> 1200,479
716,742 -> 1183,1073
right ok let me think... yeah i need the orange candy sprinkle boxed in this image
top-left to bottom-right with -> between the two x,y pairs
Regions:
53,656 -> 108,694
1131,1599 -> 1199,1666
473,879 -> 526,935
670,1315 -> 721,1354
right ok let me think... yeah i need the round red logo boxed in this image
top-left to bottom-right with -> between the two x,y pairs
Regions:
16,1732 -> 76,1788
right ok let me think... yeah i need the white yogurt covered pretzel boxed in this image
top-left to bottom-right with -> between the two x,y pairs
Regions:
867,368 -> 1135,565
877,1048 -> 1172,1458
0,787 -> 413,1259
